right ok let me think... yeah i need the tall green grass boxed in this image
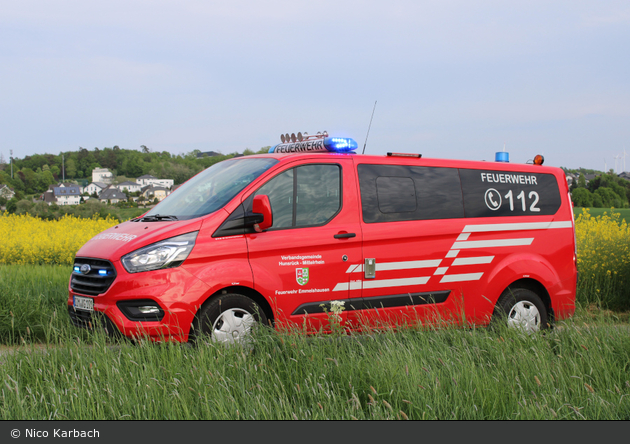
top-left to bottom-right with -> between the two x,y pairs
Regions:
0,265 -> 73,344
0,313 -> 628,420
1,265 -> 629,419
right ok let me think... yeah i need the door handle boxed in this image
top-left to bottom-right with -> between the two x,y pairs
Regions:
334,232 -> 356,239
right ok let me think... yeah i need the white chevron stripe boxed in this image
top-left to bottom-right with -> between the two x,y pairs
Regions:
462,221 -> 572,233
440,272 -> 484,283
452,238 -> 533,249
452,256 -> 494,266
345,260 -> 441,273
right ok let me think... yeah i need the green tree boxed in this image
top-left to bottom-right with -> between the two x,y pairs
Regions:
577,174 -> 586,188
6,197 -> 18,213
592,193 -> 604,208
16,199 -> 35,215
65,158 -> 77,179
38,170 -> 56,190
595,187 -> 622,208
571,188 -> 593,207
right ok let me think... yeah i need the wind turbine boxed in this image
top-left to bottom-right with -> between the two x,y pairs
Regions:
614,154 -> 621,174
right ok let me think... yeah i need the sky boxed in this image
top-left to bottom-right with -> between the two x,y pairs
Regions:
1,0 -> 629,171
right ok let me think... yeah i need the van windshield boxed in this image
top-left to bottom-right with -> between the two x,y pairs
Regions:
140,157 -> 278,221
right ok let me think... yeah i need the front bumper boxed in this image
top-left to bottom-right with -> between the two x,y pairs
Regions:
67,259 -> 211,342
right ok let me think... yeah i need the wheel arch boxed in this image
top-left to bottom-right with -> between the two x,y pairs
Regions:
188,285 -> 275,341
502,278 -> 554,321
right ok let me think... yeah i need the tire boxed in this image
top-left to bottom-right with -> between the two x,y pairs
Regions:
193,293 -> 268,346
492,288 -> 548,333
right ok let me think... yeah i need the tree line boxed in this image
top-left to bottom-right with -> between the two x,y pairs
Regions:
0,145 -> 270,198
565,169 -> 630,208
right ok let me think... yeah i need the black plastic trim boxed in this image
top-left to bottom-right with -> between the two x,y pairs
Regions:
67,306 -> 120,337
116,300 -> 165,322
291,291 -> 451,315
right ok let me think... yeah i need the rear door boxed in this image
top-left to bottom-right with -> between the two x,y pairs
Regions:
347,162 -> 468,329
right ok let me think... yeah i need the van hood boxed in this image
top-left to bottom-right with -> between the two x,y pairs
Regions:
75,210 -> 228,262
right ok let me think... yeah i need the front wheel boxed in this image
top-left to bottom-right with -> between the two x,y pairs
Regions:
193,293 -> 268,346
492,288 -> 548,333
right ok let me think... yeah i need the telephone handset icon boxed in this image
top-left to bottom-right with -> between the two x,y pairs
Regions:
484,188 -> 501,211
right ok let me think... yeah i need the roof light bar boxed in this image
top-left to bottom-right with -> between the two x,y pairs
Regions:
270,131 -> 357,154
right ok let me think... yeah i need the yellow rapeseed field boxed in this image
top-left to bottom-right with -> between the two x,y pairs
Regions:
1,210 -> 629,307
0,213 -> 118,265
575,208 -> 630,282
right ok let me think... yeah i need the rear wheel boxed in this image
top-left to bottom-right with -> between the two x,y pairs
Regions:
193,293 -> 268,346
492,288 -> 548,333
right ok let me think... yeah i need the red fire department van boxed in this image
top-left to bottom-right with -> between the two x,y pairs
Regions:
68,132 -> 577,343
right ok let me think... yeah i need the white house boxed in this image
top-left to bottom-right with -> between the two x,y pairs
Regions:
43,183 -> 81,206
115,181 -> 142,193
136,174 -> 174,189
92,168 -> 114,184
142,185 -> 170,202
0,184 -> 15,200
83,182 -> 109,196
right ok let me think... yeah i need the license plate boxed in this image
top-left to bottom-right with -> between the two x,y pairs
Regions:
73,296 -> 94,312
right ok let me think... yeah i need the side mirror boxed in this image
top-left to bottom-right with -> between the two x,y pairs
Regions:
252,195 -> 273,232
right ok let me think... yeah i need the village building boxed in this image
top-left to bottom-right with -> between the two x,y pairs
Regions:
142,185 -> 170,202
0,184 -> 15,200
83,182 -> 109,196
136,174 -> 174,189
42,183 -> 81,206
98,188 -> 128,204
92,168 -> 114,184
115,181 -> 142,194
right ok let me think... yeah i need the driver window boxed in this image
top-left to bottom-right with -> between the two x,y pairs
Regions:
254,164 -> 341,229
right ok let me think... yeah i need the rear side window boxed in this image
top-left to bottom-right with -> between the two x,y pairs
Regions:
358,164 -> 464,223
459,169 -> 561,217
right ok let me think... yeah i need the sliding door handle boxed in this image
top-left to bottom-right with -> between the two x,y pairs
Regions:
334,232 -> 356,239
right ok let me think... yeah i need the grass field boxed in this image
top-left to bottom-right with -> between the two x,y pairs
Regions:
1,304 -> 629,420
1,265 -> 629,420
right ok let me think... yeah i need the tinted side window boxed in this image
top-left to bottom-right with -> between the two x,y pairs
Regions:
459,169 -> 561,217
256,169 -> 293,228
254,164 -> 341,229
358,164 -> 464,223
296,164 -> 341,226
376,177 -> 417,213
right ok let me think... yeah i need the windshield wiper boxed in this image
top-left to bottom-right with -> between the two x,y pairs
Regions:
136,214 -> 179,222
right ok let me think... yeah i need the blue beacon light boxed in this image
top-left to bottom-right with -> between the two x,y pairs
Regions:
323,137 -> 358,152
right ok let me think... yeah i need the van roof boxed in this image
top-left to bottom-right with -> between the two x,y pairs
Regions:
242,151 -> 563,176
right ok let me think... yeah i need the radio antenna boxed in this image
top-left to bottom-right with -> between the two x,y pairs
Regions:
362,100 -> 377,154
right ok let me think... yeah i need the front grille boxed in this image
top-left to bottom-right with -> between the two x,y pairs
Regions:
71,258 -> 117,296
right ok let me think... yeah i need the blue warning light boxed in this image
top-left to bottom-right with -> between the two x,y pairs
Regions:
324,137 -> 358,152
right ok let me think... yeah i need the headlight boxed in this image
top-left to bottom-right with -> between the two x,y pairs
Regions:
121,232 -> 198,273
